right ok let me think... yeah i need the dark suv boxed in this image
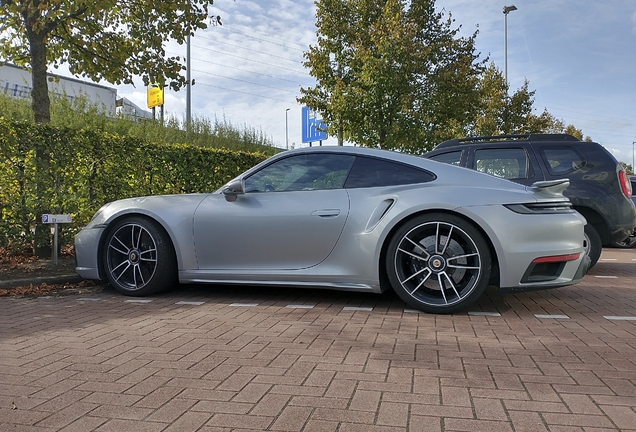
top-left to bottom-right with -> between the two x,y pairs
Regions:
611,176 -> 636,248
425,134 -> 636,267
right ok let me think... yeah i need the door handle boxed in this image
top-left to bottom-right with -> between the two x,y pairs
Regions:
311,209 -> 341,218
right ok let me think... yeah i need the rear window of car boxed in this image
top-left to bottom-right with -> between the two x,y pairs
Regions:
473,147 -> 534,180
540,147 -> 586,176
344,156 -> 435,188
429,150 -> 463,166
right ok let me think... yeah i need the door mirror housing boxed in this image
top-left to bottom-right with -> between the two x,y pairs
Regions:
222,178 -> 245,202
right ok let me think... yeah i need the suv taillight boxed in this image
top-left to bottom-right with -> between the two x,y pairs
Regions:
619,169 -> 632,199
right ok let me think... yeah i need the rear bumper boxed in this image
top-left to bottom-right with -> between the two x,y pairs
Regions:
499,254 -> 590,294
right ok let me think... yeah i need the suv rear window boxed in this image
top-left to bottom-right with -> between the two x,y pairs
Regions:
429,150 -> 463,166
540,147 -> 586,175
473,148 -> 534,180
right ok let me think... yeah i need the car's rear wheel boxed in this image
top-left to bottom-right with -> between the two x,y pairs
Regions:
386,213 -> 492,314
582,224 -> 602,268
103,217 -> 176,296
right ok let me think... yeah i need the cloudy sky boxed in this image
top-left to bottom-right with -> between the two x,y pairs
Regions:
108,0 -> 636,165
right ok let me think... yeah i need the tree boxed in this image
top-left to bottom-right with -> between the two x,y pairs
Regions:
0,0 -> 219,123
1,0 -> 220,256
471,63 -> 537,136
299,0 -> 485,154
471,63 -> 592,141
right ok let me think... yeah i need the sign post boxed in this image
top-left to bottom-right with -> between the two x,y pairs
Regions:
42,214 -> 72,265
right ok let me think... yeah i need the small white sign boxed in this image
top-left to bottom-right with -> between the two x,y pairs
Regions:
42,214 -> 72,224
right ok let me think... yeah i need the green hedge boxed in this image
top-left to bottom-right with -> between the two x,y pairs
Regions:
0,118 -> 268,253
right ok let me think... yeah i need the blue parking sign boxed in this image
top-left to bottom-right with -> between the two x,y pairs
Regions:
301,107 -> 328,143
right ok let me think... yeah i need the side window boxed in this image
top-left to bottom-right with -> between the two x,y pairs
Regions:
244,153 -> 355,193
429,150 -> 463,166
344,156 -> 435,188
473,147 -> 534,180
541,147 -> 586,176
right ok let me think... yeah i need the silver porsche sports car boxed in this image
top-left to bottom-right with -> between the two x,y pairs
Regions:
75,146 -> 590,313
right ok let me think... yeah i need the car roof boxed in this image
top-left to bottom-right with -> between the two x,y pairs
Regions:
433,134 -> 581,150
278,145 -> 427,166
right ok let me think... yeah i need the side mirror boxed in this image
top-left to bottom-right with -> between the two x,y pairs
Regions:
222,178 -> 245,202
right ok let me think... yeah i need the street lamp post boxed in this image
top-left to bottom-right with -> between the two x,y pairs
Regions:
503,5 -> 517,85
285,108 -> 290,150
632,141 -> 635,175
186,34 -> 191,134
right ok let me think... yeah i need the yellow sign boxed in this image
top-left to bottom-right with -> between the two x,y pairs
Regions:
147,83 -> 164,108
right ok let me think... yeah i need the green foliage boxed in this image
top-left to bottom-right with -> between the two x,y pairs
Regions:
471,63 -> 537,136
300,2 -> 594,155
0,0 -> 218,122
0,92 -> 282,155
0,117 -> 268,253
470,64 -> 592,140
114,115 -> 279,155
299,0 -> 485,154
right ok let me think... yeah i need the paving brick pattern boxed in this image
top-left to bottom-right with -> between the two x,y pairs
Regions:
1,249 -> 635,431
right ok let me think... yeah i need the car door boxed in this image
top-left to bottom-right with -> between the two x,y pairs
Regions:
192,153 -> 355,270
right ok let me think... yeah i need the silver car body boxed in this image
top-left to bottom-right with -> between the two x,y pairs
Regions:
76,146 -> 588,300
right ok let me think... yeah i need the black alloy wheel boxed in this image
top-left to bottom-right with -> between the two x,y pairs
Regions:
103,217 -> 176,296
386,213 -> 492,314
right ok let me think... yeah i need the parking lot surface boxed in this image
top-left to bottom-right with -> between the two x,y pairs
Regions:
1,249 -> 635,431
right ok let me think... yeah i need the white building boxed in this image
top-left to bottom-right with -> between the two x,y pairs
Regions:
0,63 -> 151,119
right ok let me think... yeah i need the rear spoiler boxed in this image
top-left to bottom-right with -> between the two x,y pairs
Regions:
528,179 -> 570,198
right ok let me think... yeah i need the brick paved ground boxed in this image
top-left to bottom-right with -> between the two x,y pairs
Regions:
1,249 -> 635,431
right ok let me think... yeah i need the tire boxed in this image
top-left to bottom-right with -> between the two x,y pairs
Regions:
102,216 -> 177,296
609,234 -> 636,249
582,224 -> 602,269
386,213 -> 492,314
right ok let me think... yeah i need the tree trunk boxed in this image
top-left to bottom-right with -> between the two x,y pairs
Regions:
27,27 -> 51,123
26,15 -> 52,256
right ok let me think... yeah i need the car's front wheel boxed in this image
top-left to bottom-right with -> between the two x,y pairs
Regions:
386,213 -> 492,314
102,217 -> 177,296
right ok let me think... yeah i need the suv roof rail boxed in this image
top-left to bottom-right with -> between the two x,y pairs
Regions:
435,134 -> 580,149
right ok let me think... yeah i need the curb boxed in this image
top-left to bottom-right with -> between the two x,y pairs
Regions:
0,274 -> 84,289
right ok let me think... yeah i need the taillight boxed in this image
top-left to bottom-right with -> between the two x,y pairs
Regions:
618,169 -> 632,199
532,253 -> 580,264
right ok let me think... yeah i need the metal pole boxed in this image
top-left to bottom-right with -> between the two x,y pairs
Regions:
53,223 -> 58,266
503,5 -> 517,85
285,108 -> 290,150
504,12 -> 508,84
186,34 -> 191,133
632,141 -> 635,174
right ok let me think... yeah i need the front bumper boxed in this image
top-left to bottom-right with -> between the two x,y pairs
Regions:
74,226 -> 105,280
